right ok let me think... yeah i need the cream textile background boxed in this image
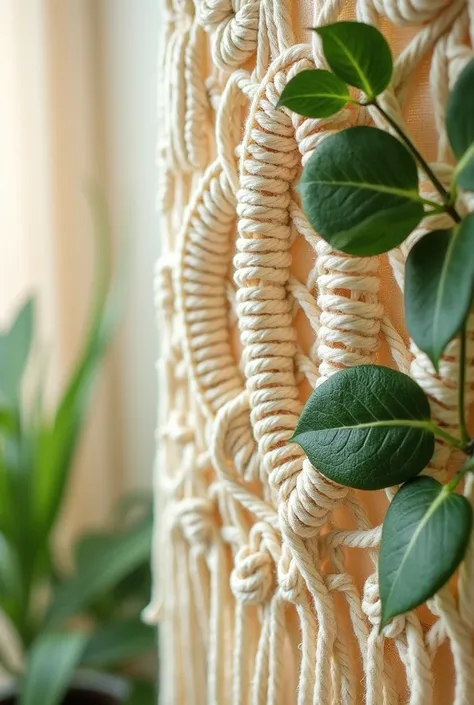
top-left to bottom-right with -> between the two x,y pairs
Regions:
153,1 -> 474,704
0,0 -> 159,553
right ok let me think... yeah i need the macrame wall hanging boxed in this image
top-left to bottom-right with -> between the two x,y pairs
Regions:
147,1 -> 474,703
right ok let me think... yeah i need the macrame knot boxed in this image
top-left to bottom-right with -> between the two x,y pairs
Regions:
223,407 -> 260,482
212,0 -> 259,71
373,0 -> 451,25
231,545 -> 274,605
155,256 -> 175,314
287,458 -> 349,538
171,497 -> 218,551
165,410 -> 194,444
277,545 -> 306,604
231,521 -> 279,604
196,0 -> 259,71
196,0 -> 233,30
362,573 -> 405,639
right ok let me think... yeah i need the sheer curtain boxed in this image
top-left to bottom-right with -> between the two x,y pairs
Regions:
0,0 -> 159,553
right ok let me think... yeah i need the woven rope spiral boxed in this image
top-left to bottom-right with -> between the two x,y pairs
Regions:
151,0 -> 474,703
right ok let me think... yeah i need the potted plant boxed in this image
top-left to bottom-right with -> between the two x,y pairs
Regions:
0,207 -> 155,704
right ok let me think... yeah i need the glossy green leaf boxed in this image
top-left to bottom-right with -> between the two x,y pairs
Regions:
46,516 -> 152,627
19,632 -> 87,705
314,22 -> 393,98
299,126 -> 424,255
82,618 -> 155,667
405,218 -> 474,370
0,298 -> 34,405
447,59 -> 474,190
291,365 -> 434,490
379,476 -> 472,628
278,69 -> 350,118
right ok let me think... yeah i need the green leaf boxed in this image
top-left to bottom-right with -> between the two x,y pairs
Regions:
379,476 -> 472,628
314,22 -> 393,99
32,200 -> 124,537
278,69 -> 350,118
291,365 -> 434,490
123,680 -> 156,705
299,126 -> 424,255
82,618 -> 155,667
405,218 -> 474,370
19,632 -> 87,705
45,516 -> 152,627
0,298 -> 34,405
447,59 -> 474,190
0,533 -> 22,601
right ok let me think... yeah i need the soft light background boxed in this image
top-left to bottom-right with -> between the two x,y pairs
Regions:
0,0 -> 160,552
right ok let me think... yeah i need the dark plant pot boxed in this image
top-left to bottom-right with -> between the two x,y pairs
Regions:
0,670 -> 130,704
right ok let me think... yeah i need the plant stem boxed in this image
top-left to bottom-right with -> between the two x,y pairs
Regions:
420,197 -> 445,210
371,99 -> 461,225
458,324 -> 469,448
446,454 -> 474,492
428,423 -> 464,450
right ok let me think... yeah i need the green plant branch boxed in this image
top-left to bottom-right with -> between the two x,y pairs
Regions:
420,197 -> 446,211
446,454 -> 474,492
370,99 -> 462,225
428,423 -> 464,449
458,324 -> 469,448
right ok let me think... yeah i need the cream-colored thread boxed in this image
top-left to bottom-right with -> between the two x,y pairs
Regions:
153,1 -> 474,703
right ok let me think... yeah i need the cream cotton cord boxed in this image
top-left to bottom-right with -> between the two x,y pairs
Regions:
150,0 -> 474,703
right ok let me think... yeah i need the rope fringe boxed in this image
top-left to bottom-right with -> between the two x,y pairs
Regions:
152,1 -> 474,702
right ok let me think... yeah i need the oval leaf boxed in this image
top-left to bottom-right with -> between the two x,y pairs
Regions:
299,126 -> 424,255
278,69 -> 350,118
291,365 -> 434,490
314,22 -> 393,98
405,218 -> 474,370
447,59 -> 474,190
379,476 -> 472,628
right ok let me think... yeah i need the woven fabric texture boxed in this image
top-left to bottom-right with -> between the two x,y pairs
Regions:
149,1 -> 474,703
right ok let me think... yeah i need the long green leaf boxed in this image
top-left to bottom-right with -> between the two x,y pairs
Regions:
299,126 -> 424,255
82,618 -> 155,667
278,69 -> 350,118
0,298 -> 34,405
46,516 -> 152,627
447,59 -> 474,190
19,632 -> 87,705
291,365 -> 434,490
123,680 -> 156,705
33,200 -> 123,537
379,477 -> 472,627
405,219 -> 474,370
314,22 -> 393,99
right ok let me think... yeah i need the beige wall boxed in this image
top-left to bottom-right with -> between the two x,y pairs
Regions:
0,0 -> 159,551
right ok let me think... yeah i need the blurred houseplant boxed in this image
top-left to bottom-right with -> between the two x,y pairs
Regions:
0,208 -> 155,704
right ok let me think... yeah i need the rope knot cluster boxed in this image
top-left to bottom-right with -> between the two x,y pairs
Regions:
362,573 -> 406,639
277,545 -> 306,604
288,459 -> 349,538
170,497 -> 219,550
231,545 -> 274,604
373,0 -> 458,26
155,2 -> 474,703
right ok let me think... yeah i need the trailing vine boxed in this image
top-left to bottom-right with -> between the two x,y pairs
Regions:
278,21 -> 474,629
